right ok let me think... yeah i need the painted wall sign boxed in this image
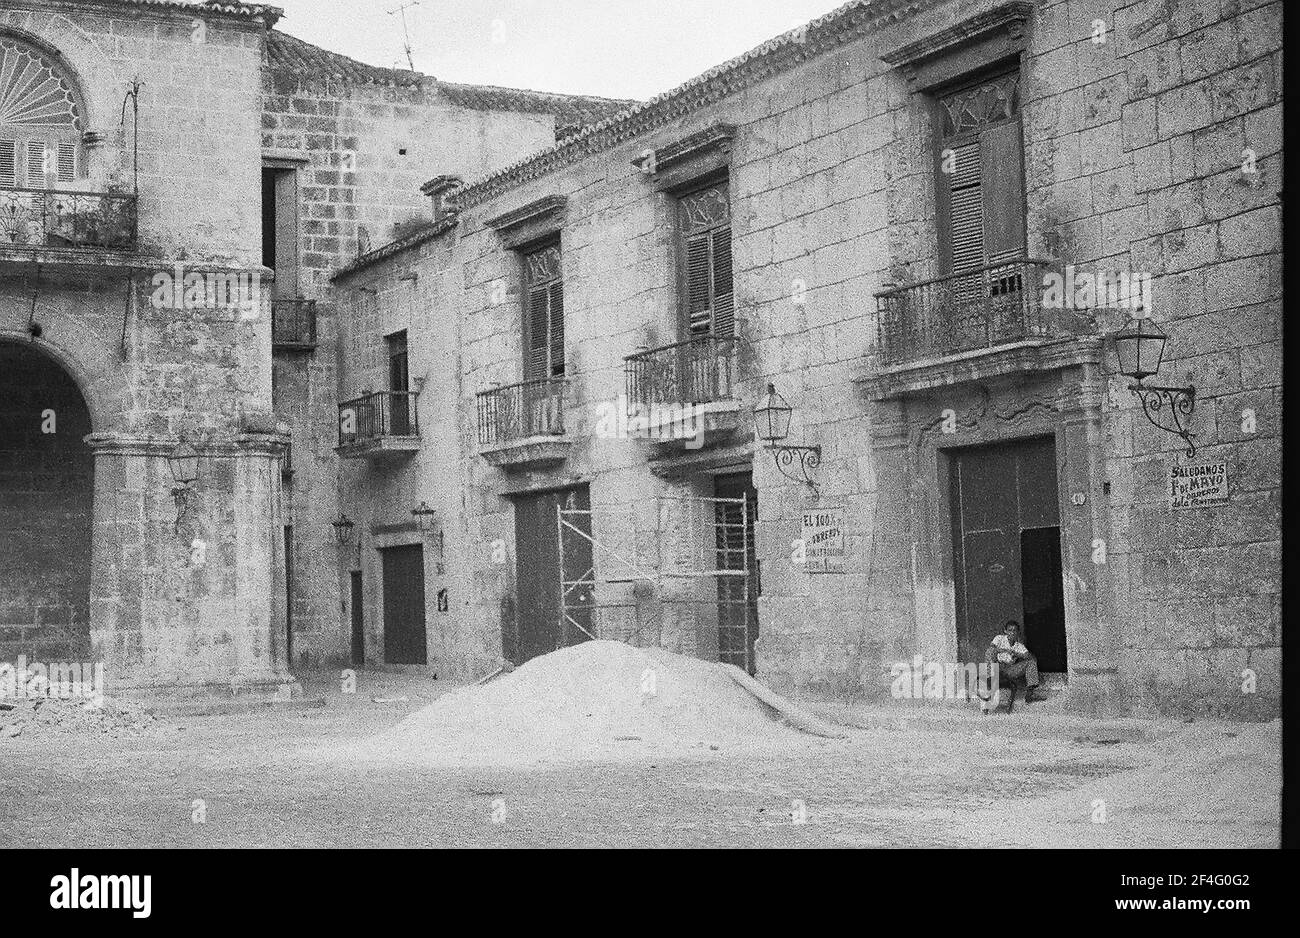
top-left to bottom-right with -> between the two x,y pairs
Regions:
801,507 -> 845,574
1169,460 -> 1229,510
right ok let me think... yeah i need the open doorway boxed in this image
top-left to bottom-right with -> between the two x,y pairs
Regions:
949,436 -> 1066,674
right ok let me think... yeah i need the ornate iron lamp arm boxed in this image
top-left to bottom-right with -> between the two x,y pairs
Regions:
1130,384 -> 1197,458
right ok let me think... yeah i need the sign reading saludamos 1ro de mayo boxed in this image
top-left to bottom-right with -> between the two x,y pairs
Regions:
801,508 -> 845,574
1169,460 -> 1229,510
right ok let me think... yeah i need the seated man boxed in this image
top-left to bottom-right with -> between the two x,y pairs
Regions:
984,620 -> 1045,703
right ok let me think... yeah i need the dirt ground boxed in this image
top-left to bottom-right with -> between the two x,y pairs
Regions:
0,670 -> 1279,848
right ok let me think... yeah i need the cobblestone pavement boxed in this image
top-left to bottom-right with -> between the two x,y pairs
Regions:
0,672 -> 1278,848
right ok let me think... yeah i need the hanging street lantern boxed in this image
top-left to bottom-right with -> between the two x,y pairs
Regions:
752,383 -> 820,488
167,440 -> 199,534
1113,317 -> 1197,458
331,513 -> 356,545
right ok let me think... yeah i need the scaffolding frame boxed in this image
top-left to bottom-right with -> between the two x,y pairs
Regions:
556,494 -> 753,672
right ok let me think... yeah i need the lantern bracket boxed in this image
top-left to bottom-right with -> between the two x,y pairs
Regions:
1130,382 -> 1197,458
765,444 -> 822,489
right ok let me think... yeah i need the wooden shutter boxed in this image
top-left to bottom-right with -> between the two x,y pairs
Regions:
979,119 -> 1026,263
56,142 -> 76,184
0,140 -> 14,188
525,284 -> 550,380
711,225 -> 734,338
548,280 -> 564,377
938,140 -> 983,274
686,232 -> 713,335
26,141 -> 45,187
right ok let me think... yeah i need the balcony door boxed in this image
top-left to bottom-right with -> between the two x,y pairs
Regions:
386,330 -> 410,435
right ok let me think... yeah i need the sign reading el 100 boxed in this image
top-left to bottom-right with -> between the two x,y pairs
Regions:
1169,460 -> 1229,510
800,508 -> 845,574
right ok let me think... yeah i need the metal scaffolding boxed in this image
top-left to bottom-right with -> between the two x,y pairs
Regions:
556,494 -> 754,671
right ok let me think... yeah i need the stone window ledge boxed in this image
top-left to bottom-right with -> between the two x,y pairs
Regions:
631,121 -> 735,191
479,435 -> 573,470
485,195 -> 567,249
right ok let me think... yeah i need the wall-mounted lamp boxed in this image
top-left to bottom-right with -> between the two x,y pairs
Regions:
331,513 -> 356,545
1113,317 -> 1197,457
411,501 -> 437,531
166,440 -> 199,534
753,383 -> 821,488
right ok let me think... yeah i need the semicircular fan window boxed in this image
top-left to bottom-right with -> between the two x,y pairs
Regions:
0,37 -> 83,193
0,38 -> 81,130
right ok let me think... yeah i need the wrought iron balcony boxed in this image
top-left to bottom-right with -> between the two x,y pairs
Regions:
337,391 -> 419,460
624,334 -> 737,408
272,298 -> 317,351
873,258 -> 1059,367
476,378 -> 571,469
477,378 -> 567,445
0,186 -> 138,252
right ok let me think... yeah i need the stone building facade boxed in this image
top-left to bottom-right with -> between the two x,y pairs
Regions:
333,0 -> 1281,718
0,0 -> 630,695
0,0 -> 1281,718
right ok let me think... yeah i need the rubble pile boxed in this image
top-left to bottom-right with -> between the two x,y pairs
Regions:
0,694 -> 161,740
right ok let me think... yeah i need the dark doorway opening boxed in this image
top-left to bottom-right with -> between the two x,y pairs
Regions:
350,571 -> 364,666
511,484 -> 592,665
0,342 -> 93,661
949,436 -> 1066,671
713,473 -> 758,674
381,544 -> 426,665
1021,526 -> 1067,671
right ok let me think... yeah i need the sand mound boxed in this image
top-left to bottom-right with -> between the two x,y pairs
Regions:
0,694 -> 161,740
327,640 -> 809,768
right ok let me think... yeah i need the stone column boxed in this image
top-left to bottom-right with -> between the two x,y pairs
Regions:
86,431 -> 298,700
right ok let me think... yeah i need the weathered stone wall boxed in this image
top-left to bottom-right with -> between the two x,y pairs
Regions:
330,0 -> 1281,715
0,3 -> 287,694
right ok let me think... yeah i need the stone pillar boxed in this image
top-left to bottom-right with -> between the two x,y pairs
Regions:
86,431 -> 298,700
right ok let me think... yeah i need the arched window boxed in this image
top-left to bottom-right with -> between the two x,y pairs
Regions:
0,36 -> 83,190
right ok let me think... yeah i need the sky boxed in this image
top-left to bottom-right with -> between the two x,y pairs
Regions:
269,0 -> 852,100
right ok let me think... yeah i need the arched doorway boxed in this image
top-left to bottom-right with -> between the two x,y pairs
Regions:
0,340 -> 94,661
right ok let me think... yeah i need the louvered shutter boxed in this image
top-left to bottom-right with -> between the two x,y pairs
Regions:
56,142 -> 76,183
686,232 -> 713,335
938,140 -> 983,274
548,280 -> 564,377
711,226 -> 734,339
525,284 -> 550,380
979,119 -> 1026,263
0,140 -> 14,188
26,141 -> 46,187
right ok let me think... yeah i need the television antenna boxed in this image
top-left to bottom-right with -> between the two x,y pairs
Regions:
388,1 -> 420,72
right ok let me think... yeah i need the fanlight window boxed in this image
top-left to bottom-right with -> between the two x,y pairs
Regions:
0,37 -> 83,189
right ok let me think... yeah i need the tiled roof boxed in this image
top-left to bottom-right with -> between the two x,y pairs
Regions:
438,82 -> 638,139
455,0 -> 935,209
265,32 -> 637,136
333,216 -> 459,280
92,0 -> 283,24
266,30 -> 426,87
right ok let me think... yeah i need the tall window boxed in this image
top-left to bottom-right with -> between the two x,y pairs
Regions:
522,242 -> 564,380
934,69 -> 1025,274
679,182 -> 733,338
0,36 -> 82,189
386,330 -> 410,435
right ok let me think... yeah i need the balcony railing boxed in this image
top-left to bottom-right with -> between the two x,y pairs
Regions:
338,391 -> 418,447
477,378 -> 566,447
624,334 -> 737,408
874,258 -> 1058,367
272,298 -> 317,350
0,186 -> 138,252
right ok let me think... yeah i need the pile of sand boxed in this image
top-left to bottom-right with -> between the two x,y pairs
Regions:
0,694 -> 161,740
325,640 -> 811,768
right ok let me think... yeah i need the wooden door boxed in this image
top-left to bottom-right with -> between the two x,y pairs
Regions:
350,571 -> 364,666
381,544 -> 426,665
512,485 -> 591,664
950,437 -> 1062,664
